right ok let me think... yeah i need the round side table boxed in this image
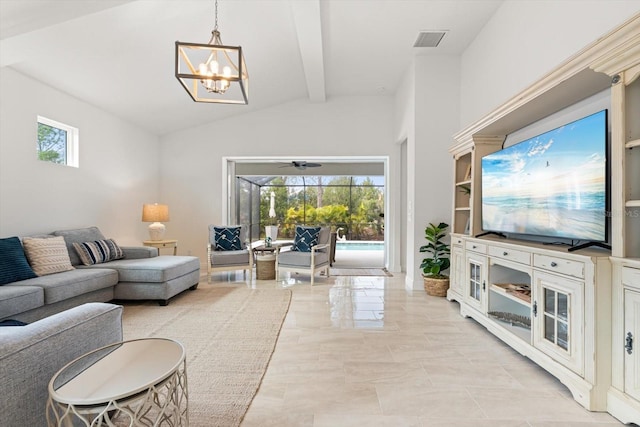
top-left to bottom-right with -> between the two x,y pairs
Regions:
46,338 -> 188,426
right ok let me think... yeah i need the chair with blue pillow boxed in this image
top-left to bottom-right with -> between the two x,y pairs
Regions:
276,226 -> 331,285
207,225 -> 253,282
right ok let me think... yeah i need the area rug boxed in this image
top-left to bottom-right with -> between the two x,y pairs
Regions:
121,285 -> 291,427
330,267 -> 392,277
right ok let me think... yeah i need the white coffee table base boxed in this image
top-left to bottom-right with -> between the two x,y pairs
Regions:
46,338 -> 188,427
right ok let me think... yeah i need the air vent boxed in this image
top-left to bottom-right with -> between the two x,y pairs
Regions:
413,31 -> 447,48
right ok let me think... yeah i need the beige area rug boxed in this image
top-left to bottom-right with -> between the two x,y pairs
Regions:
330,267 -> 392,277
121,285 -> 292,427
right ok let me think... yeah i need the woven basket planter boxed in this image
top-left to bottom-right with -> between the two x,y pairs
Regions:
423,276 -> 450,297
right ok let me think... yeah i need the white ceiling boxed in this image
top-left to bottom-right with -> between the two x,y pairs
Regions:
0,0 -> 502,136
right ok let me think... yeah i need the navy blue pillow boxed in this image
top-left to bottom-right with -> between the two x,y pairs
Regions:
0,237 -> 37,285
214,227 -> 243,251
0,319 -> 28,327
292,226 -> 321,252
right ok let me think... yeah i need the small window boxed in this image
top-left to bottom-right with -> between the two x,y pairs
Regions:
37,116 -> 79,167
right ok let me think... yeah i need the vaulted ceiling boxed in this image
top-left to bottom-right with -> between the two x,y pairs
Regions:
0,0 -> 502,136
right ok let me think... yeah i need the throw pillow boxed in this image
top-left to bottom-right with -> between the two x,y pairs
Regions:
72,238 -> 125,266
0,319 -> 28,327
214,226 -> 243,251
22,236 -> 74,276
292,226 -> 321,252
0,237 -> 37,285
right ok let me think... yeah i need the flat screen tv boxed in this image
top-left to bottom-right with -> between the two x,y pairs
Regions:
481,109 -> 608,245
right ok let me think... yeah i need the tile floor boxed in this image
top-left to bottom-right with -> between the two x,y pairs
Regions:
213,255 -> 625,426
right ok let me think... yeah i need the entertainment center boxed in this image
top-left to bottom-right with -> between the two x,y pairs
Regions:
448,14 -> 639,424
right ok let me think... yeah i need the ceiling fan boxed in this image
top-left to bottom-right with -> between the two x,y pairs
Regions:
280,161 -> 322,170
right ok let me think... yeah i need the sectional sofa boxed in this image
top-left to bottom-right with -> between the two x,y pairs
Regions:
0,226 -> 201,322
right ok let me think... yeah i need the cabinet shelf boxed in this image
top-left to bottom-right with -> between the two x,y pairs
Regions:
490,284 -> 531,307
456,180 -> 472,186
626,200 -> 640,208
626,138 -> 640,149
455,207 -> 471,211
489,316 -> 532,342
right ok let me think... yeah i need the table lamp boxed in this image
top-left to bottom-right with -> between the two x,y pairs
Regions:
142,203 -> 170,241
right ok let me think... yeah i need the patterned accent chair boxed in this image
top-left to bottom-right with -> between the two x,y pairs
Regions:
207,225 -> 253,282
276,226 -> 331,285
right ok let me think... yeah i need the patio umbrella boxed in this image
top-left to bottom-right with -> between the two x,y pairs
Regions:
269,191 -> 276,219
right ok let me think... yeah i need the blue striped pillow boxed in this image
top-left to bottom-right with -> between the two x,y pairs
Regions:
72,239 -> 124,265
292,226 -> 321,252
0,237 -> 37,285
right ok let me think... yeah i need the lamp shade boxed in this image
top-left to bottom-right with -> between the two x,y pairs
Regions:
142,204 -> 170,223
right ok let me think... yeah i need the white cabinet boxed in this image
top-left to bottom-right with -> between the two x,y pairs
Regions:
447,14 -> 638,421
454,237 -> 610,411
533,271 -> 584,376
609,262 -> 640,424
624,289 -> 640,402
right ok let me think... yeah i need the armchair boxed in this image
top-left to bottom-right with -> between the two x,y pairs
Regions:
276,226 -> 331,285
207,225 -> 253,283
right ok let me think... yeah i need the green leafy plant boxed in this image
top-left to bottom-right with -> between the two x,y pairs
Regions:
419,222 -> 451,278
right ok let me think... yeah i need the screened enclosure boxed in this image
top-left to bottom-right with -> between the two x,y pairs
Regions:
235,175 -> 384,243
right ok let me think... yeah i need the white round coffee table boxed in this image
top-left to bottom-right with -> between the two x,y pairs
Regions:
46,338 -> 188,426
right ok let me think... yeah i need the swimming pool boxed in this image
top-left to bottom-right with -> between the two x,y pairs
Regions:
336,241 -> 384,251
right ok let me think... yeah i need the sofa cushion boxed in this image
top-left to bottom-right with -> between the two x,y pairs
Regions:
82,256 -> 200,283
73,239 -> 124,265
278,250 -> 329,267
53,227 -> 107,266
22,236 -> 74,276
15,268 -> 117,304
0,285 -> 43,320
210,249 -> 250,266
0,237 -> 37,285
214,226 -> 243,251
292,226 -> 321,252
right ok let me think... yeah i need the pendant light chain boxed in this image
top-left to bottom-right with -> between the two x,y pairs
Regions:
214,0 -> 219,32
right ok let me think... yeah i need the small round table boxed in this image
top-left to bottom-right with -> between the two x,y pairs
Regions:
46,338 -> 188,426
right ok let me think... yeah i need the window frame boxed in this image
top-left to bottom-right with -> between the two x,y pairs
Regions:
37,115 -> 79,168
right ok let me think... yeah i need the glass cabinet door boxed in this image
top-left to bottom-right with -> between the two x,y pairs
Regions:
464,254 -> 486,313
533,271 -> 584,375
543,288 -> 569,351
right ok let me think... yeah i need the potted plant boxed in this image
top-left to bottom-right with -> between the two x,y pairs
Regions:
419,222 -> 451,297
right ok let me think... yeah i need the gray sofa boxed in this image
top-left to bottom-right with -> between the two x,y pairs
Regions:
0,226 -> 201,322
0,302 -> 123,427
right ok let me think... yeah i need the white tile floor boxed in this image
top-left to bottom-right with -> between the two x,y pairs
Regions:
210,253 -> 624,426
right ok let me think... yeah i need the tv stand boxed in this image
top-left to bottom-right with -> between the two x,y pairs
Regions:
568,241 -> 612,252
475,231 -> 506,238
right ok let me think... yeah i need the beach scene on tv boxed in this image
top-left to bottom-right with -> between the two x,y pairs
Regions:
481,110 -> 607,241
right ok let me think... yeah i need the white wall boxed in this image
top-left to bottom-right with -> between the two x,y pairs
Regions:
159,96 -> 395,264
0,68 -> 160,243
460,1 -> 640,128
394,56 -> 460,290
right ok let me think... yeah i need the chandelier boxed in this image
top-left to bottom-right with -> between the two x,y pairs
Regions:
175,0 -> 248,104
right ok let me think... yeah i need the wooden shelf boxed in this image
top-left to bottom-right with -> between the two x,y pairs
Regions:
455,207 -> 471,211
626,200 -> 640,208
490,283 -> 531,307
456,180 -> 472,186
626,138 -> 640,149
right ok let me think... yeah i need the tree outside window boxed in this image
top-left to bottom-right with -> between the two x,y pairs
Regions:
37,116 -> 79,167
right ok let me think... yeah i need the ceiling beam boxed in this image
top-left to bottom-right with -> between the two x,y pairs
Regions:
290,0 -> 326,102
